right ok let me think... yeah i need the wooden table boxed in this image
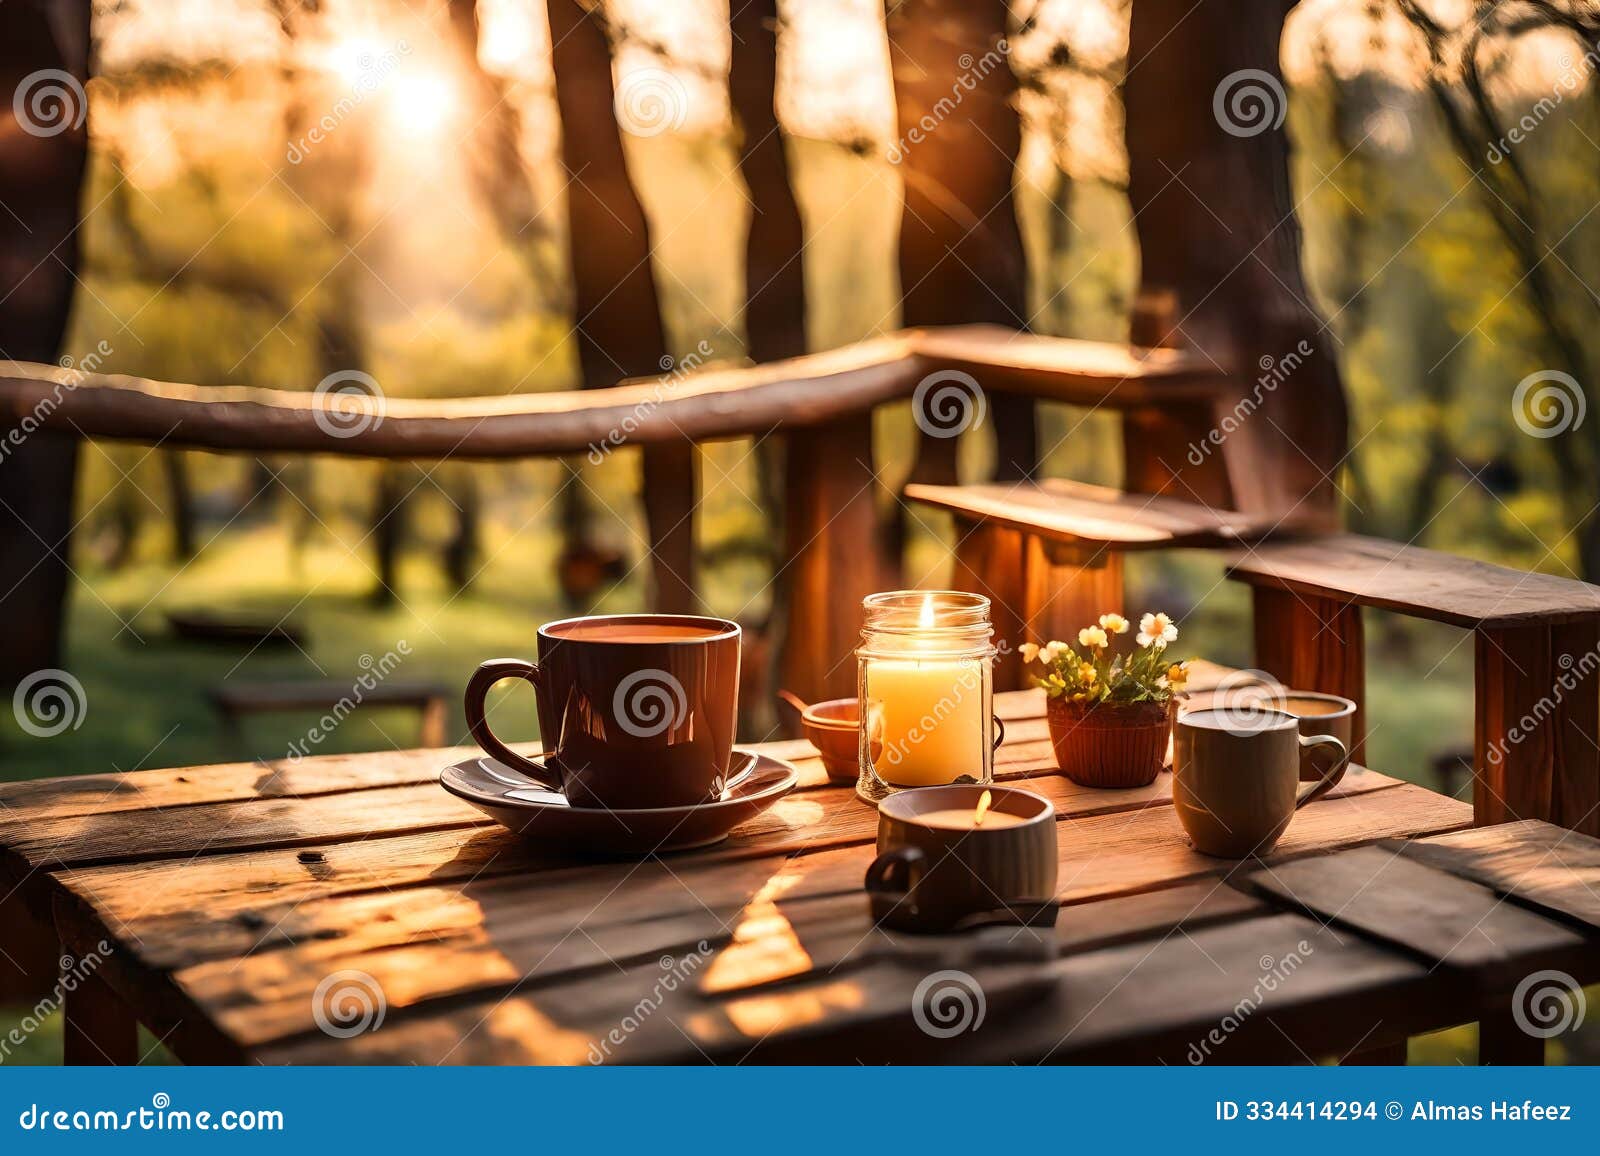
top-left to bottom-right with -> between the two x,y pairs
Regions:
4,689 -> 1599,1066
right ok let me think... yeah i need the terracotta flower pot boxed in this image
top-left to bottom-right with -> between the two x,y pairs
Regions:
1047,697 -> 1173,789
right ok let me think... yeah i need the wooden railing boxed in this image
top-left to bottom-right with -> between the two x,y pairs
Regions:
0,324 -> 1229,704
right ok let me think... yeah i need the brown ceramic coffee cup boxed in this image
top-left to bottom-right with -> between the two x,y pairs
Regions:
1173,707 -> 1348,858
464,614 -> 741,810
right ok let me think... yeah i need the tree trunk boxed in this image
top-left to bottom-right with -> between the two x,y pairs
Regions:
1123,0 -> 1348,523
0,0 -> 91,688
546,0 -> 695,614
729,0 -> 808,637
887,0 -> 1034,484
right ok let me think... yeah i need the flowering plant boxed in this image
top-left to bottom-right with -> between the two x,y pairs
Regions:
1020,612 -> 1189,705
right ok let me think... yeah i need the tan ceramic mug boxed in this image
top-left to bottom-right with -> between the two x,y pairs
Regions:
1173,707 -> 1348,858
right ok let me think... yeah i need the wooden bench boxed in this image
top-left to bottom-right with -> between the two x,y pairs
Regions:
211,680 -> 451,754
905,478 -> 1290,688
1226,534 -> 1600,835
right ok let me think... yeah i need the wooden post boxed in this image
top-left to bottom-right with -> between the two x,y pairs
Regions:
1474,620 -> 1600,836
951,521 -> 1026,690
63,970 -> 137,1066
1479,1005 -> 1545,1066
1252,586 -> 1367,763
1023,539 -> 1124,664
778,416 -> 890,703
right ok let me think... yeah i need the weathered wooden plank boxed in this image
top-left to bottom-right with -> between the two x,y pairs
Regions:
58,776 -> 1416,1061
907,478 -> 1279,550
1051,782 -> 1467,905
1228,535 -> 1600,629
1243,845 -> 1589,985
256,910 -> 1446,1066
908,325 -> 1225,403
51,765 -> 1406,963
1396,821 -> 1600,931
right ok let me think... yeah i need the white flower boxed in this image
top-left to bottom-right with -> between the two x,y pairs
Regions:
1099,613 -> 1130,635
1078,626 -> 1108,649
1137,612 -> 1178,648
1019,642 -> 1040,663
1043,640 -> 1069,662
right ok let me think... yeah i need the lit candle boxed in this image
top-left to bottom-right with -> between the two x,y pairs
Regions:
916,789 -> 1026,829
863,593 -> 990,787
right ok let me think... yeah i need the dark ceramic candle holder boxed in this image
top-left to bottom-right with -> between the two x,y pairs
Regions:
865,784 -> 1060,934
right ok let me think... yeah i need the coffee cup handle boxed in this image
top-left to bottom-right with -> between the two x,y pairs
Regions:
1294,733 -> 1349,809
464,659 -> 559,790
864,846 -> 927,902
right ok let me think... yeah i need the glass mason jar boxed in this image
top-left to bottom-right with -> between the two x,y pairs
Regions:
856,590 -> 1001,803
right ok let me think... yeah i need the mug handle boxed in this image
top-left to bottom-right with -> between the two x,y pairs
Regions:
1294,733 -> 1349,809
864,845 -> 927,900
464,659 -> 559,790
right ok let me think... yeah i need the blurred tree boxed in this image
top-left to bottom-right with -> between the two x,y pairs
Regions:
546,0 -> 697,613
888,0 -> 1035,487
0,0 -> 91,688
1123,0 -> 1348,523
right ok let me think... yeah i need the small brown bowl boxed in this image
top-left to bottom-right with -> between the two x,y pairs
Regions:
799,697 -> 860,783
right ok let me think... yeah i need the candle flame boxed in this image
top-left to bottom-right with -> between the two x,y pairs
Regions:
973,789 -> 993,826
919,592 -> 936,630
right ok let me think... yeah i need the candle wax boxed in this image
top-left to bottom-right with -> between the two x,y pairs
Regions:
914,808 -> 1027,830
